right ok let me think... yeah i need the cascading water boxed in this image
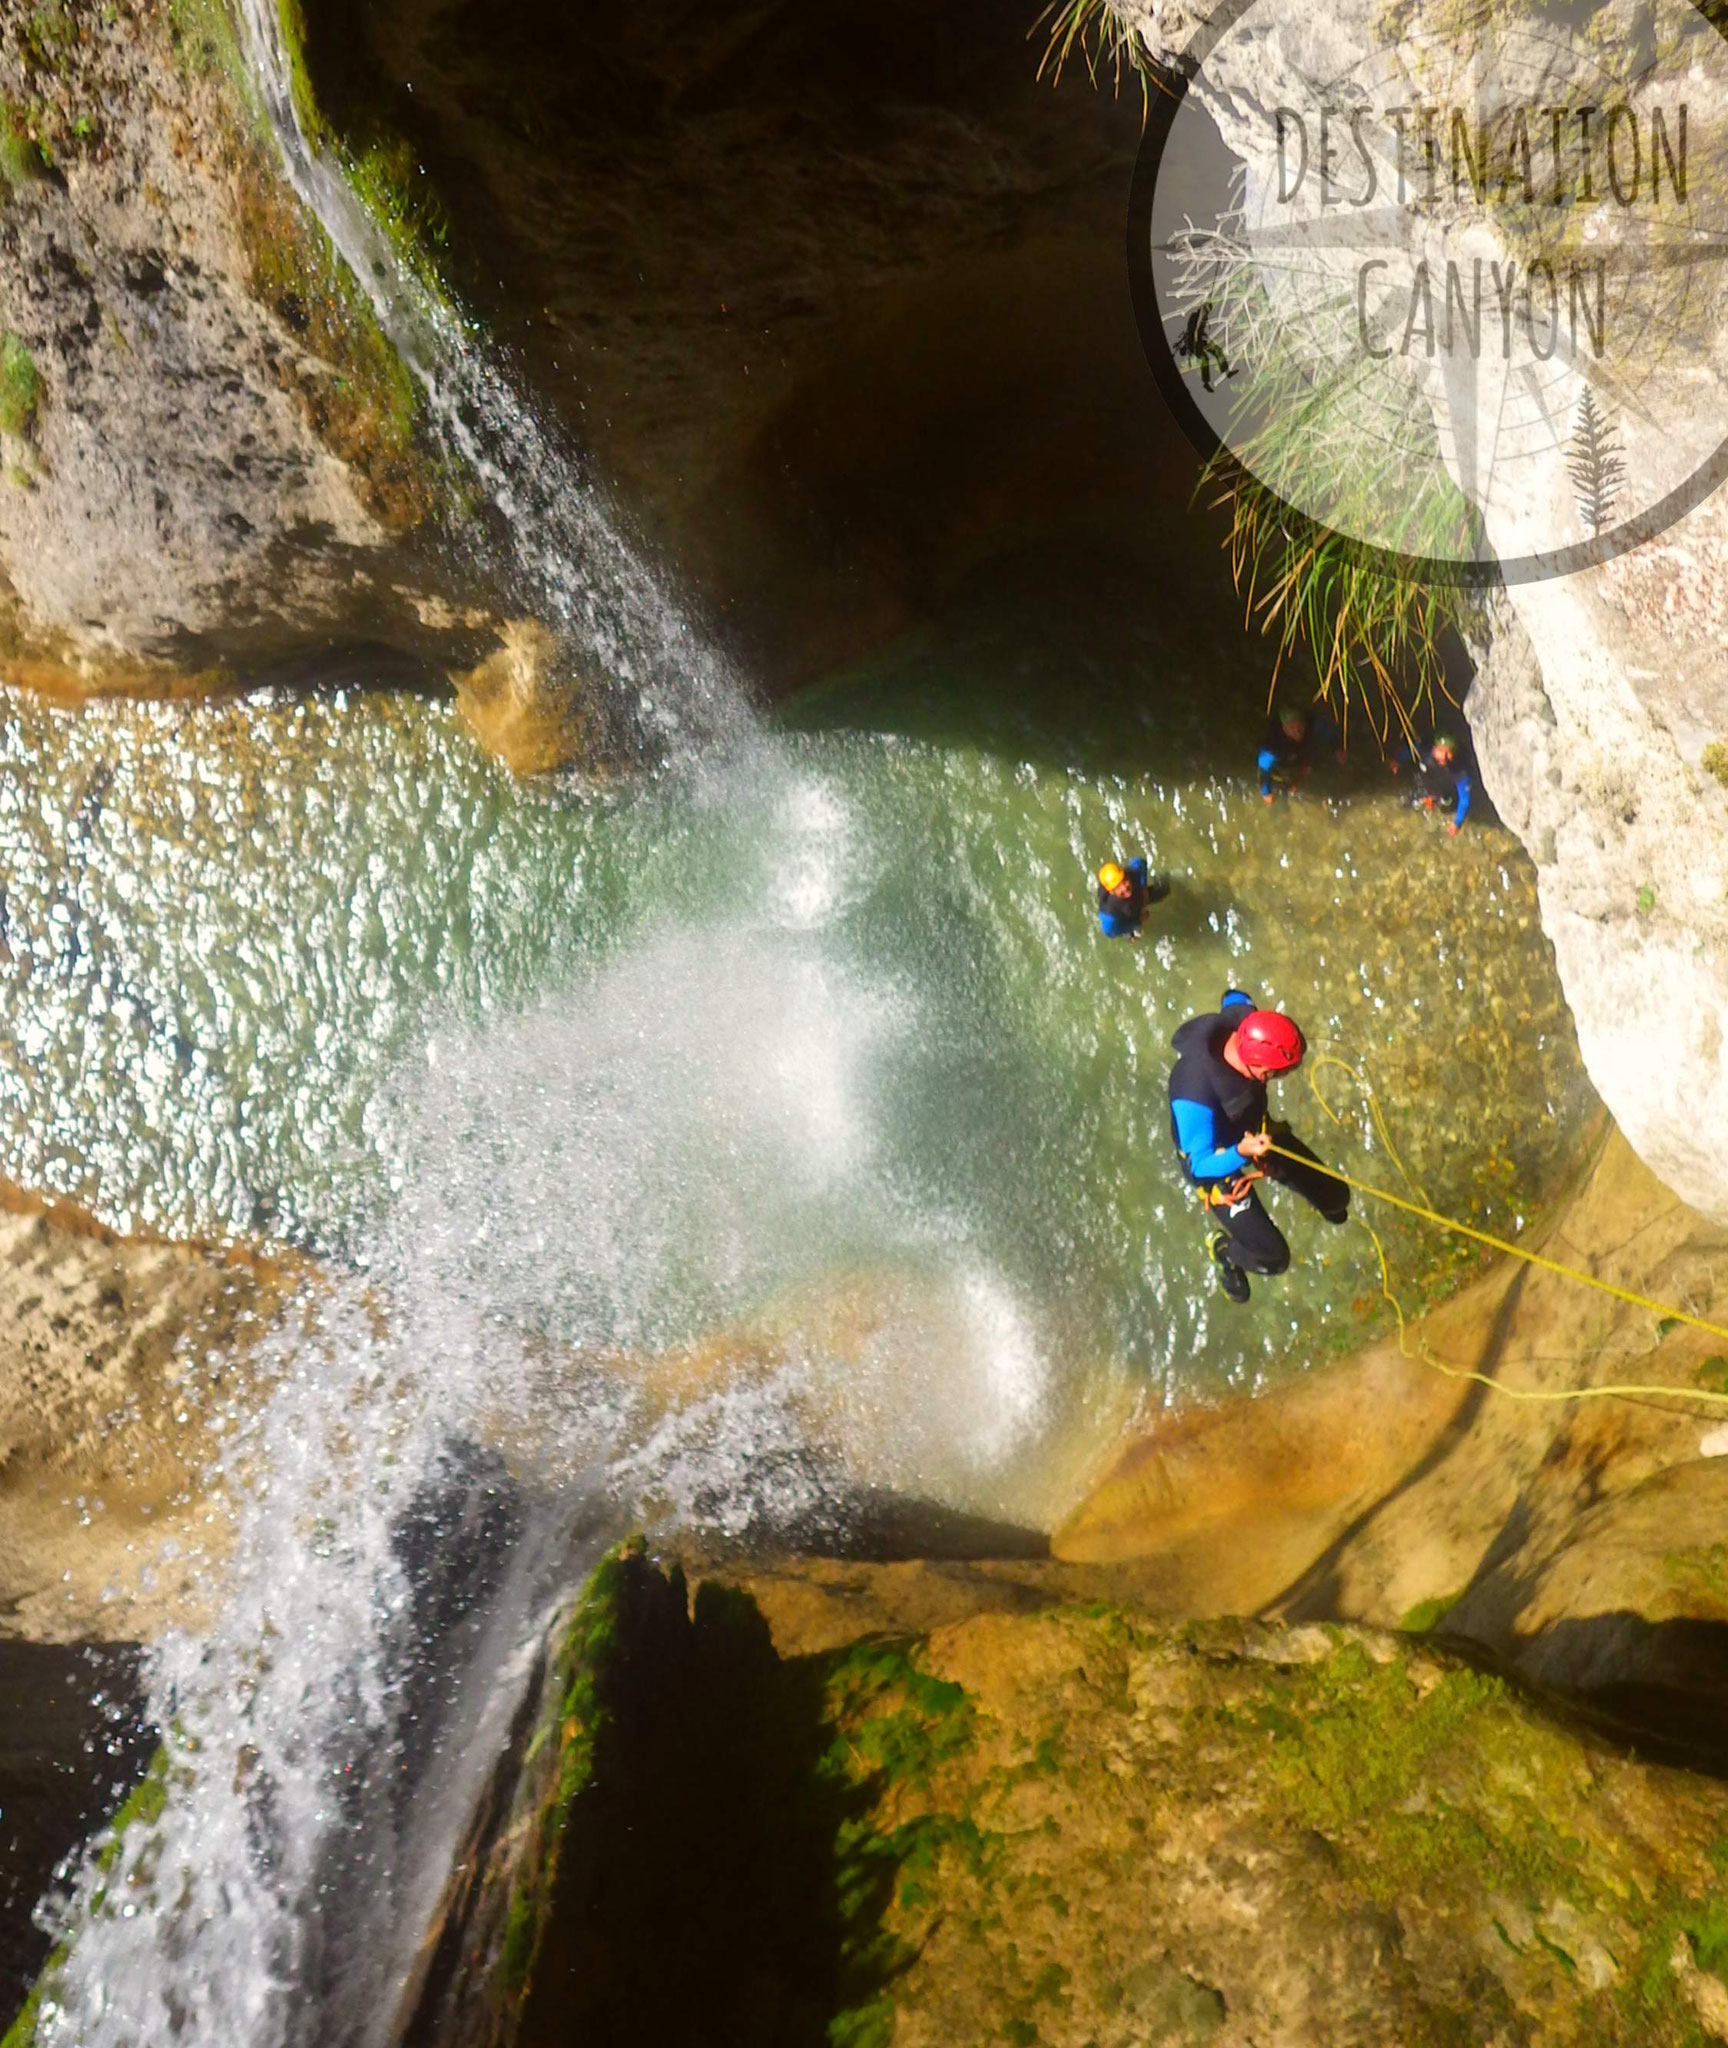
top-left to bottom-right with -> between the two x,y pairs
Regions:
8,12 -> 1596,2045
231,0 -> 749,762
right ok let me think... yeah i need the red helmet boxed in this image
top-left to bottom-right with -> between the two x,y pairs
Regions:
1234,1010 -> 1305,1073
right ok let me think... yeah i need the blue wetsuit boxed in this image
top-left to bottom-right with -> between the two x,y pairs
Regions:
1167,994 -> 1262,1184
1098,857 -> 1149,938
1396,730 -> 1478,830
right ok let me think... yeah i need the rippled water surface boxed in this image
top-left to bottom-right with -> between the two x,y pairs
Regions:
13,556 -> 1598,2048
0,561 -> 1589,1507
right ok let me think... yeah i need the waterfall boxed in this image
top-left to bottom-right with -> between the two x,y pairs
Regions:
230,0 -> 750,763
24,10 -> 766,2044
23,16 -> 1059,2043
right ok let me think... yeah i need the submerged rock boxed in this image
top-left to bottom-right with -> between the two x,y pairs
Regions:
454,621 -> 602,777
406,1548 -> 1728,2048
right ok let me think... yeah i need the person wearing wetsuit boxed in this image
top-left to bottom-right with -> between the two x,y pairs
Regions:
1394,726 -> 1479,834
1097,858 -> 1150,938
1166,991 -> 1349,1303
1256,703 -> 1336,801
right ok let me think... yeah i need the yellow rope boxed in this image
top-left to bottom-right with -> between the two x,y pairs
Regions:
1305,1055 -> 1429,1207
1260,1139 -> 1728,1412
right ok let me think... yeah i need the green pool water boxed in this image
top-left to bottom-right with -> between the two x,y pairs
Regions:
0,553 -> 1590,1521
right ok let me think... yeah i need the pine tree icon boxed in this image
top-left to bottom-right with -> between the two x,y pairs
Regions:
1568,389 -> 1625,539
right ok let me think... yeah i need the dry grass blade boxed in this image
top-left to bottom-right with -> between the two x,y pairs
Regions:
1030,1 -> 1163,117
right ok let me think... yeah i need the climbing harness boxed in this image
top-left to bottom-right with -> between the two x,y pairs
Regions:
1198,1167 -> 1263,1211
1256,1056 -> 1728,1416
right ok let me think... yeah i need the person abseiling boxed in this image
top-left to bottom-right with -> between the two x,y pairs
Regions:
1097,857 -> 1150,938
1166,990 -> 1349,1303
1394,725 -> 1478,835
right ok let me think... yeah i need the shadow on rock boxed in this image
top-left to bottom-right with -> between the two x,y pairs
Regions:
516,1557 -> 909,2048
0,1642 -> 154,2033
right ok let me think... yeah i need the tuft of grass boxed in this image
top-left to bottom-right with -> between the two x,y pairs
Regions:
1702,741 -> 1728,789
1637,883 -> 1657,918
0,334 -> 43,438
1030,1 -> 1164,118
1212,465 -> 1470,750
1161,168 -> 1481,747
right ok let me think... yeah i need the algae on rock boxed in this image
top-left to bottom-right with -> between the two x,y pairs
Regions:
406,1553 -> 1728,2048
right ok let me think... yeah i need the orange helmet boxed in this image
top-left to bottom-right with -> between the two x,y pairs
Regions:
1097,862 -> 1127,893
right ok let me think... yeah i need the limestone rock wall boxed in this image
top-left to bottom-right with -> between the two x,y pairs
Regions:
406,1548 -> 1728,2048
0,0 -> 485,692
1125,0 -> 1728,1221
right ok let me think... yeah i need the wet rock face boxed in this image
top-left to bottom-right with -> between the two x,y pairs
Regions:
0,1187 -> 299,1643
1468,593 -> 1728,1227
298,0 -> 1173,691
0,1 -> 477,690
1051,1125 -> 1728,1762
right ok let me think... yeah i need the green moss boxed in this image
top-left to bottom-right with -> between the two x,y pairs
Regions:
1609,1849 -> 1728,2041
489,1539 -> 644,2006
1666,1543 -> 1728,1612
166,0 -> 258,109
1398,1590 -> 1465,1634
232,153 -> 434,526
824,1640 -> 977,1792
0,333 -> 42,438
0,100 -> 46,194
157,0 -> 436,522
18,6 -> 75,69
271,0 -> 455,303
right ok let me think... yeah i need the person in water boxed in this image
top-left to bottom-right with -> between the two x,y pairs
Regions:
1167,990 -> 1349,1303
1097,858 -> 1149,938
1393,725 -> 1478,834
1256,702 -> 1335,801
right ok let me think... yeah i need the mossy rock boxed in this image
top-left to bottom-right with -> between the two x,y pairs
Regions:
426,1569 -> 1728,2048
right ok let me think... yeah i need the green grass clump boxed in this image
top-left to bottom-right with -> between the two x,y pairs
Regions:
0,334 -> 42,438
1702,742 -> 1728,789
1031,2 -> 1165,116
1213,465 -> 1473,750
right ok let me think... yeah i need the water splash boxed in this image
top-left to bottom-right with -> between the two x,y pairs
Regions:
15,15 -> 1597,2035
33,756 -> 1068,2048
